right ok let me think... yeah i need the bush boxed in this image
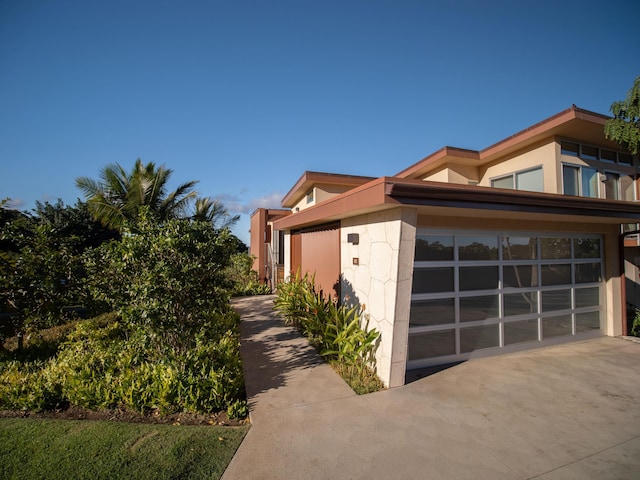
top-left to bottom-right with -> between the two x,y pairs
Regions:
225,253 -> 272,296
274,275 -> 382,393
84,215 -> 237,354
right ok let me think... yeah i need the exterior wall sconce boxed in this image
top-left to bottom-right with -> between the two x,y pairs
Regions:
347,233 -> 359,245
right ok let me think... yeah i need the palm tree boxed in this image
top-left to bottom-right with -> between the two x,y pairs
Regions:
76,159 -> 198,230
192,197 -> 240,230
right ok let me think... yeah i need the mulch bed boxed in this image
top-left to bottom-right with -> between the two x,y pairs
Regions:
0,405 -> 247,427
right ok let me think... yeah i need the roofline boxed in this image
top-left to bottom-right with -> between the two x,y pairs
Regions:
395,105 -> 613,179
273,177 -> 640,231
280,171 -> 377,208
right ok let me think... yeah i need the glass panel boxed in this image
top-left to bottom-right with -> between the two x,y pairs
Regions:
504,292 -> 538,316
410,299 -> 455,327
541,238 -> 571,259
412,268 -> 454,294
575,287 -> 600,308
561,141 -> 579,156
415,235 -> 454,261
600,149 -> 617,162
460,324 -> 499,353
459,266 -> 499,291
542,289 -> 572,312
576,311 -> 600,332
460,295 -> 499,322
604,172 -> 620,200
582,167 -> 599,198
541,264 -> 571,285
619,153 -> 633,165
503,265 -> 538,288
502,236 -> 537,260
516,168 -> 543,192
621,174 -> 635,201
563,165 -> 579,196
408,330 -> 456,360
504,319 -> 539,345
542,315 -> 573,338
580,145 -> 598,160
573,238 -> 600,258
458,236 -> 498,260
492,175 -> 514,189
575,263 -> 602,283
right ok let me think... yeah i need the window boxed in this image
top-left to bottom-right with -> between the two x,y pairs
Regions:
562,164 -> 598,197
408,231 -> 604,368
561,141 -> 579,156
561,139 -> 635,166
305,189 -> 314,204
491,167 -> 543,192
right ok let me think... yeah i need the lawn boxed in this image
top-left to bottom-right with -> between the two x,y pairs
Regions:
0,418 -> 249,480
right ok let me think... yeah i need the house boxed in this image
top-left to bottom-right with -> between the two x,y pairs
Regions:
250,105 -> 640,388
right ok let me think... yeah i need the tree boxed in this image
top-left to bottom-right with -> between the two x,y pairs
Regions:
76,159 -> 198,230
605,76 -> 640,155
192,196 -> 240,229
84,212 -> 238,353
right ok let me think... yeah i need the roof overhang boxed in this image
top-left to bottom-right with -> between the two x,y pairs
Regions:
281,171 -> 377,208
396,106 -> 620,180
273,177 -> 640,231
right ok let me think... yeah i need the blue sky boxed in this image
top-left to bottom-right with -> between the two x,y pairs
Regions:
1,0 -> 638,245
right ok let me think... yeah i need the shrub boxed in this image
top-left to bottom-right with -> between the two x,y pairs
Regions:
225,253 -> 272,296
274,275 -> 382,392
84,215 -> 237,354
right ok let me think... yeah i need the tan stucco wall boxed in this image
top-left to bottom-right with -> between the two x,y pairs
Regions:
423,165 -> 480,184
479,142 -> 558,193
340,207 -> 417,388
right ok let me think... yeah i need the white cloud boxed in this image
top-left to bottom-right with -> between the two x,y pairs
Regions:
4,198 -> 25,209
213,191 -> 284,214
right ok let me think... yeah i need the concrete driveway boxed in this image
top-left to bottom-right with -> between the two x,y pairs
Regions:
223,295 -> 640,479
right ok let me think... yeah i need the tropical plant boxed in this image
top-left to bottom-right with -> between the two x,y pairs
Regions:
75,159 -> 198,230
273,274 -> 381,381
192,197 -> 240,230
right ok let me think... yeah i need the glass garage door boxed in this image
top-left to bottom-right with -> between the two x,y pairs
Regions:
407,230 -> 604,369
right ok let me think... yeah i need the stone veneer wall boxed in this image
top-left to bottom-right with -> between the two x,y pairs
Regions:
340,207 -> 417,387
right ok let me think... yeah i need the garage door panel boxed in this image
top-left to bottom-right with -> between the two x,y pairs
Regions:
408,230 -> 604,369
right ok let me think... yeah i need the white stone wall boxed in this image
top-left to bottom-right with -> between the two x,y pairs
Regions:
341,207 -> 417,387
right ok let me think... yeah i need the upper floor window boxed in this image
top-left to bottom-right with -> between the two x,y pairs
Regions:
562,163 -> 635,200
560,140 -> 635,166
491,166 -> 543,192
306,189 -> 314,204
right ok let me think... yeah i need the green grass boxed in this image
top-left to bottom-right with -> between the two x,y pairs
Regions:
0,418 -> 249,480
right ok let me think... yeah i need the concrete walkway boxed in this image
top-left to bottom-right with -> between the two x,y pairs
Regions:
223,295 -> 640,480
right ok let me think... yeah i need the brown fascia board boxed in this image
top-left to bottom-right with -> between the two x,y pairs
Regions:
273,177 -> 391,230
273,176 -> 640,231
386,178 -> 640,222
396,106 -> 616,179
395,146 -> 481,179
280,171 -> 377,208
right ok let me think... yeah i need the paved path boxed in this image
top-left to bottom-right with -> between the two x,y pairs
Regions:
223,295 -> 640,480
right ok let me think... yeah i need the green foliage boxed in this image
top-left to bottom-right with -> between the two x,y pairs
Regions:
605,75 -> 640,155
76,159 -> 199,231
225,253 -> 272,296
0,418 -> 249,480
84,214 -> 237,353
227,399 -> 249,419
0,312 -> 245,414
0,200 -> 116,341
630,308 -> 640,337
274,274 -> 382,392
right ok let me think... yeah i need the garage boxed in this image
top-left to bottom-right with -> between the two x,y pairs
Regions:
408,229 -> 604,369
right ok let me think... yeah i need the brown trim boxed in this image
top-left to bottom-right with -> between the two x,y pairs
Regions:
273,177 -> 640,232
281,171 -> 376,208
386,180 -> 640,219
395,106 -> 618,180
293,221 -> 341,234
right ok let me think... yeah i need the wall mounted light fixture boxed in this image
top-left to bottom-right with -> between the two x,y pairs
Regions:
347,233 -> 359,245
